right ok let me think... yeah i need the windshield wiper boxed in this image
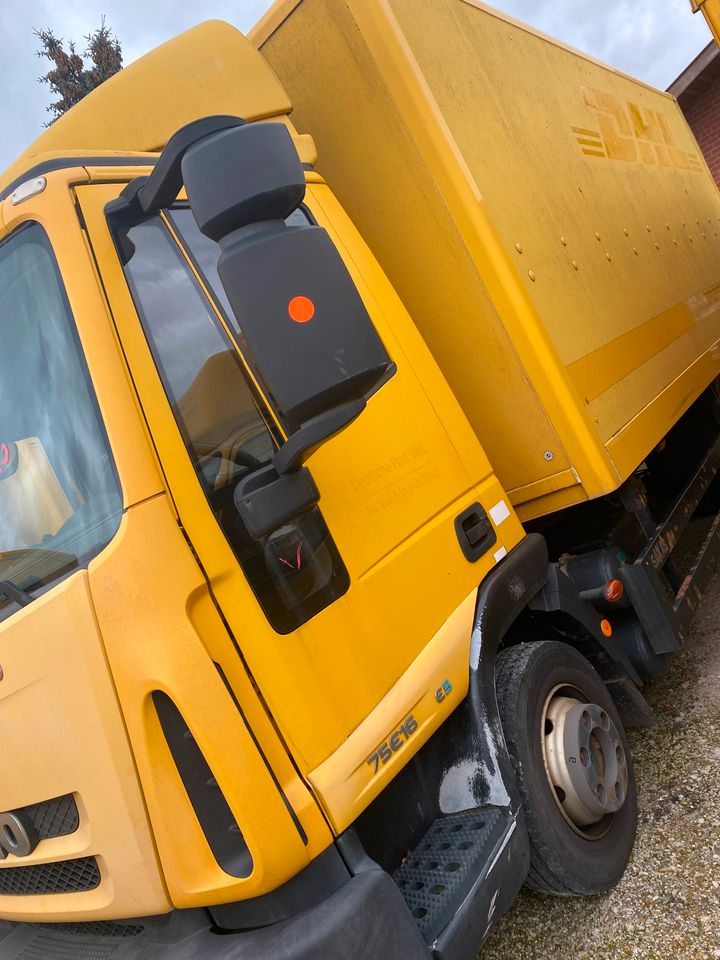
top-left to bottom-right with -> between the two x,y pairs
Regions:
0,579 -> 33,608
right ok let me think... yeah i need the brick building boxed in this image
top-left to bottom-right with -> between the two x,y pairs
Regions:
668,42 -> 720,185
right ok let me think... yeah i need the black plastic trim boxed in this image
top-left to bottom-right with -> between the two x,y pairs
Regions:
125,116 -> 246,216
0,156 -> 158,203
0,857 -> 100,896
152,692 -> 253,879
454,503 -> 497,562
234,466 -> 320,540
210,845 -> 350,931
207,870 -> 428,959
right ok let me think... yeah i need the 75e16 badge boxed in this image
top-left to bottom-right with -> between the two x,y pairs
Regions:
367,715 -> 418,775
366,679 -> 454,776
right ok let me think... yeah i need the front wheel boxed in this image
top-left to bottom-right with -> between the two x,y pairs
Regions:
495,640 -> 637,895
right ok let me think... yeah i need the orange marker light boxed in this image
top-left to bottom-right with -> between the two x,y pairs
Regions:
288,295 -> 315,324
604,579 -> 624,603
600,619 -> 613,638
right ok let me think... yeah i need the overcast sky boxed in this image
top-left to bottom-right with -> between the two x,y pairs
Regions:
0,0 -> 711,173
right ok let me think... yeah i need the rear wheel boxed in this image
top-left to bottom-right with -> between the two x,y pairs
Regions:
496,641 -> 637,895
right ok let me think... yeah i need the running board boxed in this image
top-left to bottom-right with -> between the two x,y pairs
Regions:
394,807 -> 528,960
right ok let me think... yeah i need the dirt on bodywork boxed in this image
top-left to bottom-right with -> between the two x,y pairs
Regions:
481,570 -> 720,960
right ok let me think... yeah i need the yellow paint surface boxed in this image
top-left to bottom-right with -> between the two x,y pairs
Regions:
257,0 -> 720,516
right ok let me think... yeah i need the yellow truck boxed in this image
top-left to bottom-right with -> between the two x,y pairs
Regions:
0,4 -> 719,959
693,0 -> 720,46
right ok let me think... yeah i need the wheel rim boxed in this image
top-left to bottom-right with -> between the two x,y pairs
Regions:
541,684 -> 629,839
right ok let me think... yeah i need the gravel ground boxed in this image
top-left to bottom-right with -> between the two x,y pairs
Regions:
480,570 -> 720,960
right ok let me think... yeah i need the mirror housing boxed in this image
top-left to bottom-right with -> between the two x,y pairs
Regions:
182,121 -> 393,437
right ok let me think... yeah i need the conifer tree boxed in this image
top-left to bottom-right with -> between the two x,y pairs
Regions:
35,18 -> 122,125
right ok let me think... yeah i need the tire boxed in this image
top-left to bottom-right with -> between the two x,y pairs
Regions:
495,640 -> 637,896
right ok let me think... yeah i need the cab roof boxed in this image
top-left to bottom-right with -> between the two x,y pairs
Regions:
0,20 -> 293,200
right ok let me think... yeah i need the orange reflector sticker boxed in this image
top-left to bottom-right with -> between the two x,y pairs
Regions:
604,579 -> 624,603
288,295 -> 315,324
600,619 -> 613,638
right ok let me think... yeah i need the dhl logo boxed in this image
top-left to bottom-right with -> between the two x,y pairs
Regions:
572,86 -> 703,173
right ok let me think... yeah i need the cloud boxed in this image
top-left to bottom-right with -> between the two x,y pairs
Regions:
0,0 -> 712,174
496,0 -> 709,89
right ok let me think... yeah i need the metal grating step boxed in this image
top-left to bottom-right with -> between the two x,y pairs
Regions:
393,808 -> 507,945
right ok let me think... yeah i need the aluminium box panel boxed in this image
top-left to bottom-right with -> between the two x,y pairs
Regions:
255,0 -> 720,518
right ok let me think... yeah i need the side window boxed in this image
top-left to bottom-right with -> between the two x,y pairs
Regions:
0,224 -> 122,619
119,216 -> 280,505
116,214 -> 349,633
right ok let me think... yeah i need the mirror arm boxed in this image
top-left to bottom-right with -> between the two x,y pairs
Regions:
273,399 -> 366,475
108,115 -> 246,218
235,400 -> 365,539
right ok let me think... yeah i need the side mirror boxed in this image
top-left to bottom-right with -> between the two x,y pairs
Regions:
181,122 -> 393,441
182,121 -> 393,540
112,117 -> 394,549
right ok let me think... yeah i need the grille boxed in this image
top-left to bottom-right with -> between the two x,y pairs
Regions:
0,858 -> 100,896
20,795 -> 79,840
41,921 -> 144,938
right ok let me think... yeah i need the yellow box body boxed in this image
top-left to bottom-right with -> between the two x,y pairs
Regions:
254,0 -> 720,519
693,0 -> 720,47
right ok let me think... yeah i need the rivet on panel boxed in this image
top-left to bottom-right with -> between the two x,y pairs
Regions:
666,223 -> 670,230
682,221 -> 687,228
560,236 -> 567,246
595,231 -> 601,241
623,228 -> 629,237
633,246 -> 638,255
514,242 -> 523,254
571,259 -> 579,270
645,224 -> 651,232
673,239 -> 678,245
528,270 -> 536,281
605,252 -> 612,262
654,242 -> 659,250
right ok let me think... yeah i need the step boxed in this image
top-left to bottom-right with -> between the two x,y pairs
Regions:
393,807 -> 513,950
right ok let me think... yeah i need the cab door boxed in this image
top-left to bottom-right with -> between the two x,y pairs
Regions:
77,175 -> 524,830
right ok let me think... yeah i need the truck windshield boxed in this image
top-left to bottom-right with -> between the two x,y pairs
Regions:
0,225 -> 122,619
